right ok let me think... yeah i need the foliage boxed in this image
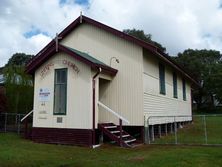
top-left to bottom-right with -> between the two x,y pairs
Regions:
3,53 -> 34,113
6,53 -> 33,66
0,89 -> 7,112
173,49 -> 222,110
123,28 -> 166,52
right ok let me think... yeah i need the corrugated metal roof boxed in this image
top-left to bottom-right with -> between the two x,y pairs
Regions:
63,45 -> 108,67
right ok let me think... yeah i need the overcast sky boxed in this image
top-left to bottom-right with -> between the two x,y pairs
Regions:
1,0 -> 222,67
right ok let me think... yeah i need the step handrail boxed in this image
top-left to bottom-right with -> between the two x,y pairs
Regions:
98,101 -> 130,124
21,110 -> 33,122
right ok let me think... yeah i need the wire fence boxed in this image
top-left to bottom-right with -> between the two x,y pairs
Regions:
0,113 -> 27,134
145,115 -> 222,145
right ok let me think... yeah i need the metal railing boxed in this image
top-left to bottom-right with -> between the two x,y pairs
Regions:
0,113 -> 26,134
98,101 -> 129,146
21,110 -> 33,122
144,114 -> 222,145
98,101 -> 129,124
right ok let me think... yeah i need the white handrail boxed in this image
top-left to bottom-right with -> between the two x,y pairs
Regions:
98,101 -> 129,124
21,110 -> 33,122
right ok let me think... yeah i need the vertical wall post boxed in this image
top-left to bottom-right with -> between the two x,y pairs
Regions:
92,79 -> 96,145
92,68 -> 101,146
158,125 -> 161,138
151,125 -> 154,141
165,124 -> 167,136
170,123 -> 173,133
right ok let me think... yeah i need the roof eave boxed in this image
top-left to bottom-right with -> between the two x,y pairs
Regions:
26,43 -> 118,76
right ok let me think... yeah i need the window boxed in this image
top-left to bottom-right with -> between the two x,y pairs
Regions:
173,72 -> 178,98
182,78 -> 186,101
159,63 -> 166,95
54,68 -> 67,115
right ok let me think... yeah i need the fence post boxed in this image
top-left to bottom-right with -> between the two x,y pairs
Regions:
4,113 -> 7,132
203,115 -> 208,144
147,117 -> 150,144
17,114 -> 21,134
174,116 -> 177,144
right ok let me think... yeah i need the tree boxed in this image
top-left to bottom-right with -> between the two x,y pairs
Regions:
123,28 -> 166,52
0,87 -> 7,112
173,49 -> 222,110
6,53 -> 33,66
3,53 -> 34,113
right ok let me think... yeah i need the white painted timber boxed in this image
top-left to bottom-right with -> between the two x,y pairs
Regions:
33,53 -> 92,129
143,50 -> 192,126
61,23 -> 144,126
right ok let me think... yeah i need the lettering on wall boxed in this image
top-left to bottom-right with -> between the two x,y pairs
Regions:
40,62 -> 54,78
63,59 -> 80,74
39,59 -> 80,79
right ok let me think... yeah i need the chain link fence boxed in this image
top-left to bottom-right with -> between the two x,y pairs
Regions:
0,113 -> 26,134
145,115 -> 222,145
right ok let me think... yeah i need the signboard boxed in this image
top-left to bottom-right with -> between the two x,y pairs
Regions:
39,88 -> 51,102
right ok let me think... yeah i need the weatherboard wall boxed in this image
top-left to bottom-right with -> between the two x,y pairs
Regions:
143,50 -> 192,126
33,53 -> 93,129
61,23 -> 144,126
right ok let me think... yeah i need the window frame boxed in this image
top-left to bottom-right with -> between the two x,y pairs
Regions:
182,78 -> 186,101
159,63 -> 166,95
53,68 -> 68,115
173,72 -> 178,98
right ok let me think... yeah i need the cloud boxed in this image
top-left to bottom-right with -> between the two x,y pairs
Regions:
0,0 -> 222,67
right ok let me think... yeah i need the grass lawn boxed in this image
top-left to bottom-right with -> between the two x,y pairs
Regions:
152,115 -> 222,145
0,133 -> 222,167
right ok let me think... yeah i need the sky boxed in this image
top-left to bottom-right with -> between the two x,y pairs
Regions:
1,0 -> 222,67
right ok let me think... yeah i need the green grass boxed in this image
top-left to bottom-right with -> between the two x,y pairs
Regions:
152,116 -> 222,145
0,133 -> 222,167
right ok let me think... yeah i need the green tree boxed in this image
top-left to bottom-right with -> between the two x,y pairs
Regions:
173,49 -> 222,110
6,53 -> 33,66
123,28 -> 166,52
3,53 -> 34,113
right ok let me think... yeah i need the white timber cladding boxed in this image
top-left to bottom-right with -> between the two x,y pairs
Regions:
143,50 -> 192,126
62,23 -> 144,126
33,53 -> 93,129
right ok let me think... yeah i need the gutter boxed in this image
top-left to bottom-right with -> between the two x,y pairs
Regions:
92,67 -> 102,145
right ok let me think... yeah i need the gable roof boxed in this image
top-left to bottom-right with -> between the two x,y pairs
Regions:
26,15 -> 198,86
26,43 -> 118,76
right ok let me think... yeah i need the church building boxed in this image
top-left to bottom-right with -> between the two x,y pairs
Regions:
26,15 -> 198,147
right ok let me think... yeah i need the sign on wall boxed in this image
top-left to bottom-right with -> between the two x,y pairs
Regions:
39,88 -> 51,102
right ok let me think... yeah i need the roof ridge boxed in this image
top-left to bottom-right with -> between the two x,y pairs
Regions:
26,15 -> 198,86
